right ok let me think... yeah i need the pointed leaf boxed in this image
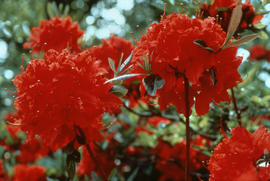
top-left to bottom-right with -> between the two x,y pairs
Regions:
110,85 -> 128,97
193,40 -> 214,52
210,67 -> 217,86
222,5 -> 243,47
108,58 -> 116,73
143,74 -> 165,96
117,53 -> 124,73
120,64 -> 133,75
224,34 -> 258,49
119,52 -> 133,73
66,155 -> 76,178
104,74 -> 145,84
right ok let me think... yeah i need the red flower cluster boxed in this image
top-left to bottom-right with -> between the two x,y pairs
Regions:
77,144 -> 115,180
209,126 -> 270,181
12,164 -> 47,181
12,49 -> 122,151
133,13 -> 242,115
154,138 -> 209,181
199,0 -> 263,36
249,45 -> 270,62
23,16 -> 84,54
88,35 -> 134,78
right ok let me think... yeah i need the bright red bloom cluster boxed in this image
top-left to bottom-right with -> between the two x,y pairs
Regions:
249,45 -> 270,62
77,144 -> 115,180
154,138 -> 209,181
199,0 -> 263,36
23,16 -> 84,54
12,49 -> 122,151
88,35 -> 134,78
12,164 -> 47,181
133,13 -> 242,115
209,126 -> 270,181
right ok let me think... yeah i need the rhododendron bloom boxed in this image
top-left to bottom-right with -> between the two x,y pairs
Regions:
133,13 -> 242,115
249,45 -> 270,62
209,126 -> 270,181
12,49 -> 122,151
77,144 -> 115,179
23,16 -> 84,54
199,0 -> 263,36
154,138 -> 209,181
12,164 -> 47,181
88,35 -> 134,78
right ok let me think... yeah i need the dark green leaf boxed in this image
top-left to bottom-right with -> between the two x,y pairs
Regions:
110,85 -> 128,97
193,40 -> 214,52
222,5 -> 243,48
223,34 -> 258,48
210,67 -> 217,86
119,52 -> 133,73
104,74 -> 146,84
71,150 -> 81,163
143,74 -> 165,96
66,155 -> 76,178
108,58 -> 116,73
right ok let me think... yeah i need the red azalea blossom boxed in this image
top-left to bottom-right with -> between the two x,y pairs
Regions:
16,137 -> 48,163
12,164 -> 47,181
199,0 -> 263,36
88,35 -> 134,78
154,138 -> 209,181
249,45 -> 270,62
77,144 -> 115,180
209,126 -> 270,181
132,13 -> 242,115
12,49 -> 122,152
23,16 -> 84,54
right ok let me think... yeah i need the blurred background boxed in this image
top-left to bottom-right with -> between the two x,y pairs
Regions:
0,0 -> 270,120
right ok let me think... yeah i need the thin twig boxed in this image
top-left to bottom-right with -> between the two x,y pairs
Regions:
85,143 -> 107,179
183,75 -> 191,181
230,88 -> 242,126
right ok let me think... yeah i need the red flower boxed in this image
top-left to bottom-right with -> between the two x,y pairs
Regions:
16,137 -> 48,163
88,35 -> 134,78
209,126 -> 270,181
77,144 -> 115,180
199,0 -> 263,36
23,16 -> 84,54
249,45 -> 270,62
12,164 -> 47,181
154,138 -> 209,181
12,49 -> 122,152
133,13 -> 242,115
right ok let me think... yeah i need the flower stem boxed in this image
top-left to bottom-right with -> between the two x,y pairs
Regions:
230,88 -> 242,126
85,143 -> 106,179
184,75 -> 190,181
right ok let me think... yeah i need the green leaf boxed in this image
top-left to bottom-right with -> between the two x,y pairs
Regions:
222,5 -> 243,48
104,74 -> 146,84
193,40 -> 214,52
143,74 -> 165,96
108,58 -> 116,73
210,67 -> 217,86
119,52 -> 133,73
254,23 -> 266,29
66,155 -> 76,178
127,167 -> 139,181
91,171 -> 103,181
258,31 -> 269,39
223,34 -> 258,49
216,7 -> 229,12
110,85 -> 128,97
